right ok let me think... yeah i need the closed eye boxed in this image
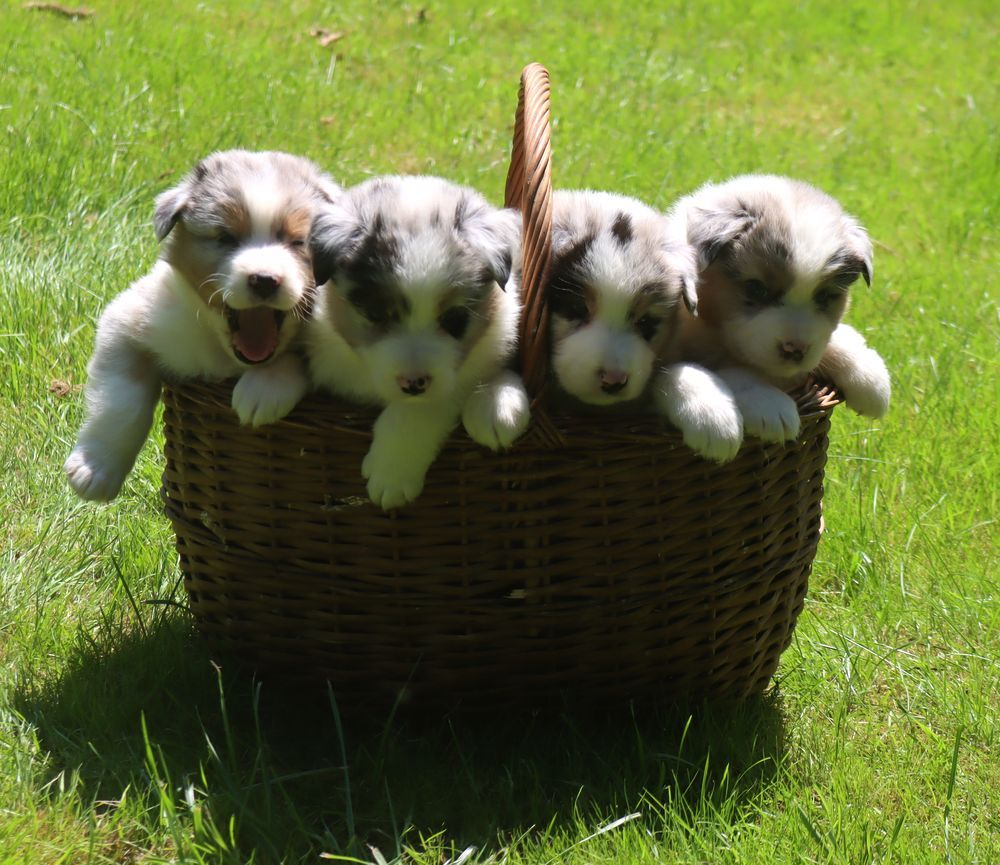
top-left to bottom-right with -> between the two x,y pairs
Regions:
551,289 -> 590,322
815,287 -> 847,310
217,230 -> 240,248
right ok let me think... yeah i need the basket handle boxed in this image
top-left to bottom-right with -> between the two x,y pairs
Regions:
504,63 -> 553,403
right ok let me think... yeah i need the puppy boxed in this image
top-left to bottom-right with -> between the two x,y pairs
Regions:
546,190 -> 743,463
669,174 -> 890,441
65,149 -> 340,501
307,175 -> 528,510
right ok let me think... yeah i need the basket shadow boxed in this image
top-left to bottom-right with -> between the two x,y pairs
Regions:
18,613 -> 788,861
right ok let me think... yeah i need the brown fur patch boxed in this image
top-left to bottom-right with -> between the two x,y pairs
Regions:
274,208 -> 312,244
219,197 -> 251,239
164,225 -> 225,310
690,263 -> 742,326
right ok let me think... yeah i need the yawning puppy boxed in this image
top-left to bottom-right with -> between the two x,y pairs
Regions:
64,149 -> 340,501
307,175 -> 527,510
669,174 -> 890,440
547,190 -> 743,463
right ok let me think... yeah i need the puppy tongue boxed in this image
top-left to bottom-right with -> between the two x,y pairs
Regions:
232,308 -> 279,362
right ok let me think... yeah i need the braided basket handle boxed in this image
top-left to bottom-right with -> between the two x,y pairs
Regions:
504,63 -> 553,402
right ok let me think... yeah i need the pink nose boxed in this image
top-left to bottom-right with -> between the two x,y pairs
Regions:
778,340 -> 808,363
599,369 -> 629,394
397,374 -> 431,396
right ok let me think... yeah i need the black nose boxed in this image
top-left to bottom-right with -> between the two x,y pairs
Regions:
778,340 -> 807,363
248,273 -> 281,299
397,374 -> 431,395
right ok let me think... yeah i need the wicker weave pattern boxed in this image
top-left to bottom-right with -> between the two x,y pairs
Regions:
159,64 -> 839,707
162,381 -> 837,705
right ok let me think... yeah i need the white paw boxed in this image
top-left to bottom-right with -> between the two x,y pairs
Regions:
64,445 -> 128,501
676,394 -> 743,464
462,377 -> 531,451
361,446 -> 428,510
738,387 -> 801,442
838,349 -> 891,418
655,364 -> 743,463
231,362 -> 306,427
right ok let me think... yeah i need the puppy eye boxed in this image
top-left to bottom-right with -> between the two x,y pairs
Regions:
743,279 -> 770,305
438,307 -> 470,339
552,294 -> 590,322
217,230 -> 239,248
363,308 -> 398,326
289,238 -> 306,249
636,314 -> 660,342
815,289 -> 843,310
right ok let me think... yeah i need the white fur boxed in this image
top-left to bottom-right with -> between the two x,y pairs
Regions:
65,151 -> 338,501
670,174 -> 890,438
307,175 -> 526,509
231,352 -> 310,427
717,367 -> 802,442
461,370 -> 531,451
653,364 -> 743,463
545,190 -> 743,460
548,190 -> 698,406
816,323 -> 891,417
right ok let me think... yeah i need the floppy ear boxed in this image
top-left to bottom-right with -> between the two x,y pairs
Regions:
844,221 -> 874,286
462,205 -> 522,291
309,200 -> 366,287
686,204 -> 757,271
661,238 -> 700,315
153,181 -> 189,242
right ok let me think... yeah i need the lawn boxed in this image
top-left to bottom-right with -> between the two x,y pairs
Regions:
1,0 -> 997,862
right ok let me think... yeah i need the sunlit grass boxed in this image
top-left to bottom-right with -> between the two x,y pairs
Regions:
1,0 -> 996,862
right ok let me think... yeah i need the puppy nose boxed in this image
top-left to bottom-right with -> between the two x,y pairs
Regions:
778,340 -> 808,363
248,272 -> 282,299
397,374 -> 431,396
599,369 -> 629,395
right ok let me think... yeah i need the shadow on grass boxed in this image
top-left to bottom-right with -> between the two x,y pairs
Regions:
18,611 -> 789,863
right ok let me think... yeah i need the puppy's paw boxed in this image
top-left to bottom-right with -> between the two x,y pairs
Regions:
231,359 -> 307,427
838,349 -> 891,418
675,394 -> 743,464
462,376 -> 531,451
64,446 -> 127,501
738,386 -> 801,442
361,446 -> 428,511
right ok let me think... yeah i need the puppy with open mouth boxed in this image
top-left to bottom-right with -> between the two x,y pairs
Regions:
306,175 -> 527,510
64,149 -> 340,501
546,190 -> 743,463
668,174 -> 890,442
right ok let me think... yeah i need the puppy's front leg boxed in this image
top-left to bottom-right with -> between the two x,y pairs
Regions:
816,323 -> 891,418
653,363 -> 743,463
64,325 -> 162,501
461,370 -> 531,451
231,352 -> 309,427
362,401 -> 458,510
718,366 -> 801,442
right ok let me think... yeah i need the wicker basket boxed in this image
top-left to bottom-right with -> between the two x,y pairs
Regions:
161,64 -> 840,708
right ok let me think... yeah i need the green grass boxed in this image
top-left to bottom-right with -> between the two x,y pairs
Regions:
1,0 -> 997,861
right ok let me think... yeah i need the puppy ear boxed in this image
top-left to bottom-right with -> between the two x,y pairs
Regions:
844,221 -> 874,286
309,200 -> 369,287
661,239 -> 700,315
461,204 -> 522,290
153,181 -> 189,242
153,159 -> 210,242
314,176 -> 343,205
686,204 -> 757,271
